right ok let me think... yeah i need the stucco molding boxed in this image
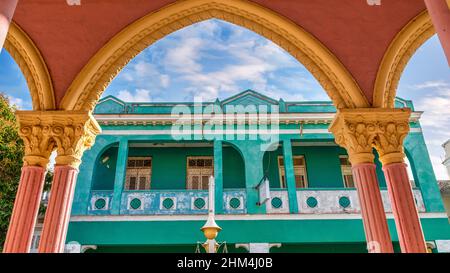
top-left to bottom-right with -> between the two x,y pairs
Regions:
4,22 -> 55,110
60,0 -> 368,112
373,11 -> 435,108
329,108 -> 411,165
16,111 -> 101,169
16,112 -> 55,168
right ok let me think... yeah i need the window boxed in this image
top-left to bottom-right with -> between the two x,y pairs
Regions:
125,157 -> 152,190
278,156 -> 308,189
186,157 -> 214,190
30,226 -> 42,253
340,156 -> 355,188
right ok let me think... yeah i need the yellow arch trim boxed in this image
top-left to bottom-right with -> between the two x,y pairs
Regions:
61,0 -> 368,111
4,22 -> 55,110
373,11 -> 435,108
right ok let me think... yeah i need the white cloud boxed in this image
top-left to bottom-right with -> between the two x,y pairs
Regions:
413,80 -> 449,90
160,75 -> 170,88
429,155 -> 449,180
6,95 -> 24,109
408,80 -> 450,180
153,19 -> 318,101
117,89 -> 152,102
104,19 -> 325,103
164,37 -> 204,74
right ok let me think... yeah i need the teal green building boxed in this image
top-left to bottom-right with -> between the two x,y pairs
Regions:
66,90 -> 450,253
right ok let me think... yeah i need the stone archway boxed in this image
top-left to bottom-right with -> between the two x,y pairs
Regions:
60,0 -> 369,112
373,11 -> 435,108
4,22 -> 55,110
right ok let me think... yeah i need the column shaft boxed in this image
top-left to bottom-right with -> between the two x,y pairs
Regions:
214,140 -> 224,214
0,0 -> 18,53
111,139 -> 128,214
353,163 -> 394,253
3,166 -> 46,253
424,0 -> 450,65
383,163 -> 427,253
38,165 -> 79,253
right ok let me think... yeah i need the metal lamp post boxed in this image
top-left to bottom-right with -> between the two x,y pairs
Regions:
200,176 -> 222,253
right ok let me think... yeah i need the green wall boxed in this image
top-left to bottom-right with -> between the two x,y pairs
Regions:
91,145 -> 246,190
263,145 -> 393,189
86,243 -> 403,253
374,150 -> 387,187
223,146 -> 246,189
92,147 -> 118,190
67,217 -> 450,246
263,145 -> 348,189
86,244 -> 247,253
129,146 -> 213,190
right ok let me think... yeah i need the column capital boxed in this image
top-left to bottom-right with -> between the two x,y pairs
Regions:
16,111 -> 101,169
329,108 -> 411,165
16,112 -> 55,168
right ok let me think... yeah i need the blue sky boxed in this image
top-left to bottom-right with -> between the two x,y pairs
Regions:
0,19 -> 449,179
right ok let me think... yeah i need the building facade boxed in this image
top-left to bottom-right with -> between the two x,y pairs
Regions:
443,140 -> 450,178
64,90 -> 450,253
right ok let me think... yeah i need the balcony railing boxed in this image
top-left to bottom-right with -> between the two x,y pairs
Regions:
87,188 -> 426,215
88,189 -> 247,215
296,188 -> 426,214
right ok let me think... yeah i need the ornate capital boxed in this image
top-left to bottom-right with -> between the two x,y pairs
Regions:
373,116 -> 410,165
329,108 -> 411,165
16,113 -> 55,168
16,111 -> 101,169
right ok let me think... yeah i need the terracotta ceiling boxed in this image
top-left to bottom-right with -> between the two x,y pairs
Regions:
11,0 -> 427,105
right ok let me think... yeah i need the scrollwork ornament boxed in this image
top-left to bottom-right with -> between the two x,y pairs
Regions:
330,108 -> 411,166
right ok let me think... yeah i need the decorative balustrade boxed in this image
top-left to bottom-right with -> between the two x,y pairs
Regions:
88,188 -> 426,215
88,191 -> 113,215
266,190 -> 290,214
296,189 -> 426,214
223,189 -> 247,214
88,189 -> 247,215
121,190 -> 209,215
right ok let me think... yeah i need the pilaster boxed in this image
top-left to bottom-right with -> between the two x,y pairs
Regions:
282,140 -> 299,213
111,139 -> 128,215
214,140 -> 224,214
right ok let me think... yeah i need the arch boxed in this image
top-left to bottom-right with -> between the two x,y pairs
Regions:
60,0 -> 368,112
222,141 -> 246,189
373,11 -> 435,108
92,144 -> 119,191
262,141 -> 283,189
4,21 -> 55,110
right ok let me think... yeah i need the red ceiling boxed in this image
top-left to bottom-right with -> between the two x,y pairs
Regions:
11,0 -> 427,106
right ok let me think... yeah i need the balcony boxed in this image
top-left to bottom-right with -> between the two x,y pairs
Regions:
87,188 -> 425,215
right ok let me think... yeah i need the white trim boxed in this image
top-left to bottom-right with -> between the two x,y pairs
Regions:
129,143 -> 214,148
101,128 -> 422,136
94,112 -> 422,123
100,129 -> 331,136
98,97 -> 125,106
70,212 -> 448,222
292,142 -> 337,147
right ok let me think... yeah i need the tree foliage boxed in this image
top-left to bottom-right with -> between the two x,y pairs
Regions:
0,94 -> 52,251
0,93 -> 24,251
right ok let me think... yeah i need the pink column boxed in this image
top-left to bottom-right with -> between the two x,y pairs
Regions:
353,163 -> 394,253
38,165 -> 79,253
425,0 -> 450,65
3,166 -> 46,253
383,163 -> 427,253
0,0 -> 18,53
